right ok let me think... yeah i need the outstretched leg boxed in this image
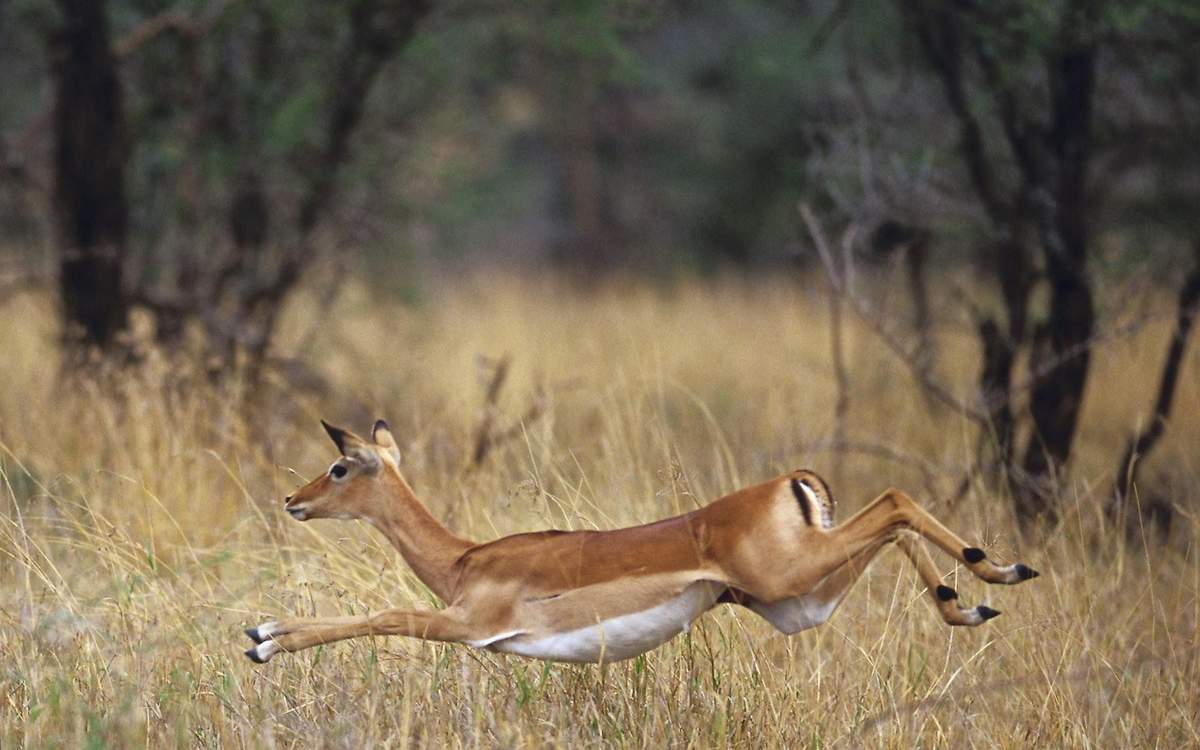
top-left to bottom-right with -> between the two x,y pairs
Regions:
814,488 -> 1039,586
244,609 -> 472,663
743,530 -> 1004,633
892,531 -> 1001,626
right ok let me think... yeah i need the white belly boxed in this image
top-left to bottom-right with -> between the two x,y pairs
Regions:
488,581 -> 722,663
747,593 -> 838,634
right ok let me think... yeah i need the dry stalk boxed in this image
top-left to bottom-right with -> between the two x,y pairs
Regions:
468,354 -> 548,471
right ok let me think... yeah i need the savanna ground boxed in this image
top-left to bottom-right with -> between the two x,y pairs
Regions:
1,271 -> 1197,748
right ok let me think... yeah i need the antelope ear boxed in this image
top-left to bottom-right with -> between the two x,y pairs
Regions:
372,419 -> 401,465
321,419 -> 365,456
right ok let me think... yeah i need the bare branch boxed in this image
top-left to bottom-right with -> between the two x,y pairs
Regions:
804,0 -> 853,58
467,354 -> 553,471
906,2 -> 1009,229
800,203 -> 988,422
801,437 -> 941,504
470,354 -> 512,468
114,0 -> 233,57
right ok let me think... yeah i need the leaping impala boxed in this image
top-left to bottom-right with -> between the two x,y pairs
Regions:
244,420 -> 1038,664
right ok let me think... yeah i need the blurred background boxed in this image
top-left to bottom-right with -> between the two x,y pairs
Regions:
2,1 -> 1200,745
3,0 -> 1198,529
9,0 -> 1200,525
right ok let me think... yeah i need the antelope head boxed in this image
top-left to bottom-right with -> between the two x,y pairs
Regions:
284,419 -> 403,522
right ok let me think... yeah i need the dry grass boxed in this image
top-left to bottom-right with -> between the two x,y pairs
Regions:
1,272 -> 1197,748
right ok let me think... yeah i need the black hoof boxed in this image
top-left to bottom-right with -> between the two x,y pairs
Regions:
245,627 -> 265,644
976,605 -> 1001,621
244,646 -> 267,664
936,585 -> 958,601
1014,563 -> 1039,580
963,547 -> 986,564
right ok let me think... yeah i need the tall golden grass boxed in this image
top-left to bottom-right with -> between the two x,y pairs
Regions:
1,273 -> 1197,747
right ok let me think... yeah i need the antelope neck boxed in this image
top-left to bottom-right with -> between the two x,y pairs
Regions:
364,469 -> 472,602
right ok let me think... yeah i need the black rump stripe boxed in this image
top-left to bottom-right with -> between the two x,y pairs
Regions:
790,478 -> 814,526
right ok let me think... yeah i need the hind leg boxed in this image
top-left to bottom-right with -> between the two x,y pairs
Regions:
808,488 -> 1039,586
739,536 -> 891,633
892,531 -> 1002,625
742,530 -> 1000,633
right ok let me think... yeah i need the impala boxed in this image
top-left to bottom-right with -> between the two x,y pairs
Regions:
244,420 -> 1038,664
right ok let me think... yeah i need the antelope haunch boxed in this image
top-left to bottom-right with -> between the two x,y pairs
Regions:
244,420 -> 1038,664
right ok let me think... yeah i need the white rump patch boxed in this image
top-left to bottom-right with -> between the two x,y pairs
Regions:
488,581 -> 723,663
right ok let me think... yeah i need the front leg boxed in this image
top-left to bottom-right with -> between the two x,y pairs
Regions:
244,609 -> 473,663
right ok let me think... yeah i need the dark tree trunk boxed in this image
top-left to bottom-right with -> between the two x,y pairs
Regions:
981,238 -> 1035,475
50,0 -> 130,352
1108,241 -> 1200,536
909,3 -> 1037,489
1017,274 -> 1094,522
1015,43 -> 1098,525
910,0 -> 1103,526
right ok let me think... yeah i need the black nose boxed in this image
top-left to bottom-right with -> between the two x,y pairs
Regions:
285,494 -> 293,503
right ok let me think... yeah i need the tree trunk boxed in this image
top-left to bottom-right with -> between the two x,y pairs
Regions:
1017,274 -> 1094,522
1108,241 -> 1200,536
979,237 -> 1035,475
50,0 -> 130,352
1015,43 -> 1098,525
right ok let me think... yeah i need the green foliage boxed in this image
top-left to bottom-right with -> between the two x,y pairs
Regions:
4,0 -> 1199,277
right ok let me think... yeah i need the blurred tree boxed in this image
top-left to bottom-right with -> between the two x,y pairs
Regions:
2,0 -> 1198,528
1099,4 -> 1200,535
894,0 -> 1200,528
50,0 -> 130,353
38,0 -> 432,373
900,1 -> 1106,525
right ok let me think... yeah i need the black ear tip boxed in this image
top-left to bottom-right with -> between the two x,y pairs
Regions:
373,419 -> 390,434
321,419 -> 349,453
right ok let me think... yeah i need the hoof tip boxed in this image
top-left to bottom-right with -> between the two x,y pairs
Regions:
976,605 -> 1001,621
1015,564 -> 1039,580
936,585 -> 958,601
963,547 -> 986,564
244,646 -> 267,664
244,627 -> 265,644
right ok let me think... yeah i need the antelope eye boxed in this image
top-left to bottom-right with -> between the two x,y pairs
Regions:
330,464 -> 349,479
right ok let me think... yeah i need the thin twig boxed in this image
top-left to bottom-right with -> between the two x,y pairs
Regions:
800,203 -> 987,422
470,354 -> 512,468
824,228 -> 851,489
114,0 -> 232,57
801,437 -> 942,503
